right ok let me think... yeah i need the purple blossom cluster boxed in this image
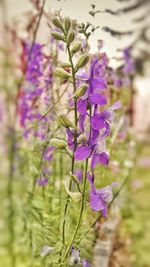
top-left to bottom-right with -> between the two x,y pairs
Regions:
18,42 -> 54,139
66,55 -> 121,216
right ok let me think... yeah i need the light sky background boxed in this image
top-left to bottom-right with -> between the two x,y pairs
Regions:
5,0 -> 142,58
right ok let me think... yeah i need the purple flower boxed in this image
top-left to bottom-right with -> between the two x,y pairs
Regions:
123,48 -> 135,75
43,146 -> 54,161
76,56 -> 108,116
69,247 -> 81,265
75,145 -> 92,160
91,101 -> 121,136
82,259 -> 90,267
36,175 -> 48,186
88,173 -> 118,217
75,136 -> 109,169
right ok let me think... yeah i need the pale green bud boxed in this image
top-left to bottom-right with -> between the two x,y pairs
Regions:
75,55 -> 89,71
64,17 -> 71,32
50,138 -> 67,149
51,32 -> 65,41
55,68 -> 71,79
58,114 -> 73,128
67,31 -> 75,46
60,62 -> 71,68
63,181 -> 82,202
71,42 -> 82,54
75,83 -> 88,98
52,18 -> 64,32
69,172 -> 79,184
68,84 -> 87,100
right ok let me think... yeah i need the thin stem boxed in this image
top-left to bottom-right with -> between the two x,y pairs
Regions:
61,45 -> 78,245
77,167 -> 133,245
62,159 -> 89,262
59,153 -> 63,210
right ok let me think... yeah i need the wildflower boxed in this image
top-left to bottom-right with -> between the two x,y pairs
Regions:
69,247 -> 81,265
82,259 -> 90,267
43,146 -> 54,161
36,175 -> 48,186
88,173 -> 118,217
75,136 -> 109,169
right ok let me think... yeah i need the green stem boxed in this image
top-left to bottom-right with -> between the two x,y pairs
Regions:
62,45 -> 78,245
62,159 -> 88,262
59,153 -> 63,210
77,166 -> 134,245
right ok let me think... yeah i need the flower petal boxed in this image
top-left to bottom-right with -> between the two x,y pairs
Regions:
75,145 -> 92,160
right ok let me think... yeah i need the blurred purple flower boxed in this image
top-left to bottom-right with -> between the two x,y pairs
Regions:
43,146 -> 54,161
36,175 -> 48,186
82,259 -> 90,267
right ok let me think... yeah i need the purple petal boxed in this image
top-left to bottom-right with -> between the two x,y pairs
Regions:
91,153 -> 100,169
99,152 -> 109,165
89,93 -> 107,106
79,114 -> 86,133
90,189 -> 106,212
82,259 -> 90,267
91,78 -> 107,90
75,145 -> 92,160
36,177 -> 49,186
77,99 -> 87,115
91,115 -> 106,131
111,101 -> 122,110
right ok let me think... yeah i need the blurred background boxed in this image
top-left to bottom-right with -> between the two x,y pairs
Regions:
0,1 -> 150,267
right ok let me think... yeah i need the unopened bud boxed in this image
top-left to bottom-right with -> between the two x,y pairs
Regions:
64,17 -> 71,32
58,114 -> 73,128
67,31 -> 75,46
69,172 -> 79,184
55,68 -> 71,79
50,138 -> 67,149
60,62 -> 71,68
63,181 -> 81,202
75,83 -> 87,98
71,42 -> 82,54
75,55 -> 89,71
52,32 -> 65,41
52,18 -> 64,32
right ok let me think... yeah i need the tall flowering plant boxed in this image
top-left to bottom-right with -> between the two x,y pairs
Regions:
0,1 -> 137,266
47,16 -> 123,266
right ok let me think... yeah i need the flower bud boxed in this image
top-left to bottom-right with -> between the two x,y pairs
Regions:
71,42 -> 82,54
58,114 -> 73,128
50,138 -> 67,149
64,17 -> 71,32
51,32 -> 65,41
67,31 -> 75,46
75,83 -> 88,98
55,68 -> 71,79
69,172 -> 79,184
60,62 -> 71,68
52,18 -> 64,32
63,181 -> 81,202
75,55 -> 89,71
